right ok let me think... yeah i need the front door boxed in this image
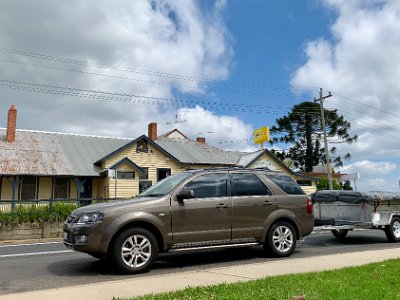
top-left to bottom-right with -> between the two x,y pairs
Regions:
79,178 -> 92,199
171,172 -> 231,243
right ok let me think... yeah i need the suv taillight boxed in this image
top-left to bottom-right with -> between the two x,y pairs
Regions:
306,197 -> 313,214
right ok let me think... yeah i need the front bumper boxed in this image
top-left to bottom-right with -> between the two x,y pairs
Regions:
63,222 -> 108,255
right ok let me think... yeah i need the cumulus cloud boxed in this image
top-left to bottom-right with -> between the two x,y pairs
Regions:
340,160 -> 396,176
290,0 -> 400,190
291,0 -> 400,159
338,160 -> 397,191
0,0 -> 255,150
170,106 -> 257,152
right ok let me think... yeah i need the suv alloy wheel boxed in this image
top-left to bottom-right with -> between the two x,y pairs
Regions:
265,221 -> 297,257
111,228 -> 158,274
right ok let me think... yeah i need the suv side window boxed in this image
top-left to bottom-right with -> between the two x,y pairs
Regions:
267,175 -> 305,195
184,173 -> 227,198
231,173 -> 270,196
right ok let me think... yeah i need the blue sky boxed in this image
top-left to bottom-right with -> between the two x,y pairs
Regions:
0,0 -> 399,191
203,1 -> 334,127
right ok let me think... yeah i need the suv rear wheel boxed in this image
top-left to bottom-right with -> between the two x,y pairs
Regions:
111,228 -> 158,274
264,221 -> 297,257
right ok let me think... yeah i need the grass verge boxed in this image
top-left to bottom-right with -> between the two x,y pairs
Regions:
122,258 -> 400,300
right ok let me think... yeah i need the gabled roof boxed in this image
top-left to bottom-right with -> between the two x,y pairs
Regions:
0,128 -> 311,180
155,137 -> 240,165
0,129 -> 130,176
159,128 -> 189,140
236,150 -> 266,167
94,135 -> 180,165
108,157 -> 145,173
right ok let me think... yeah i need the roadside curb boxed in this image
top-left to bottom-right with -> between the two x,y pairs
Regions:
1,247 -> 399,300
0,238 -> 61,246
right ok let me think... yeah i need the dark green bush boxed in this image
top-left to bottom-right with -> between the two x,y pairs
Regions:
0,202 -> 78,227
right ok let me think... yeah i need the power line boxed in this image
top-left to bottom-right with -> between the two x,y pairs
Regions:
0,47 -> 318,92
331,91 -> 400,119
0,57 -> 296,99
0,79 -> 289,114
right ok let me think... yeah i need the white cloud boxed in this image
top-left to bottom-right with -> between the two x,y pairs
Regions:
339,159 -> 397,191
170,106 -> 257,151
291,0 -> 400,160
340,160 -> 396,176
0,0 -> 254,150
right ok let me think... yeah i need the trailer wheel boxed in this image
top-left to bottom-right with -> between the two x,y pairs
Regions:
331,229 -> 348,239
385,217 -> 400,242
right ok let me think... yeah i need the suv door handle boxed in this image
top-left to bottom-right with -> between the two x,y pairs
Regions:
262,200 -> 273,206
216,203 -> 229,209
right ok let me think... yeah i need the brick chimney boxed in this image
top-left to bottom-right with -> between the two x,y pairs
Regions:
197,137 -> 205,144
6,105 -> 17,143
148,122 -> 157,141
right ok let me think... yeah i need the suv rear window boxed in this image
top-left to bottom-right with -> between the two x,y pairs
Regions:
267,175 -> 305,195
231,173 -> 270,196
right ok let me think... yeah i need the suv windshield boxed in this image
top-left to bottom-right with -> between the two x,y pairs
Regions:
138,172 -> 192,197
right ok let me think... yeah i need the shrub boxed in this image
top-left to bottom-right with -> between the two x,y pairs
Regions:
0,202 -> 78,227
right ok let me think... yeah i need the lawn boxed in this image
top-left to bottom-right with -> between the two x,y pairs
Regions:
121,258 -> 400,300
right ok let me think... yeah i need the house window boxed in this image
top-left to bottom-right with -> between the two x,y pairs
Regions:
139,167 -> 149,180
54,178 -> 69,199
20,177 -> 37,200
139,180 -> 152,194
157,168 -> 171,181
117,171 -> 135,179
136,140 -> 148,153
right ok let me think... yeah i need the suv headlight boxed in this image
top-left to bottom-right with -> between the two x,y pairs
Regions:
76,212 -> 104,226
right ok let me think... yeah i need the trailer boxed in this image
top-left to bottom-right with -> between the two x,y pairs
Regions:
312,190 -> 400,242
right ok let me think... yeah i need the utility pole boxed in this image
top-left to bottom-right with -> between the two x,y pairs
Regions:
314,88 -> 333,190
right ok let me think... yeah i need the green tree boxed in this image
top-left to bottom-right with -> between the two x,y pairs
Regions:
270,101 -> 357,172
316,177 -> 342,190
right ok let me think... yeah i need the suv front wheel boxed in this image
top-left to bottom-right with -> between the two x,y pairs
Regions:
264,221 -> 297,257
111,228 -> 158,274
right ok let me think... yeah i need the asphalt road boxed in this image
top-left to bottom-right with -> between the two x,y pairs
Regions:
0,229 -> 399,295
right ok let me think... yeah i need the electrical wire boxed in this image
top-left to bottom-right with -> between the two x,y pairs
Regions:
0,57 -> 297,99
331,91 -> 400,119
0,79 -> 289,114
0,47 -> 318,92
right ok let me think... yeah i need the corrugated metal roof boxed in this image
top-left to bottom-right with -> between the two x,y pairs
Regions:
0,129 -> 130,176
236,150 -> 265,167
0,128 -> 294,177
155,137 -> 241,165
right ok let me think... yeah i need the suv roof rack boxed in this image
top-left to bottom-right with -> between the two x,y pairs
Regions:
190,166 -> 285,174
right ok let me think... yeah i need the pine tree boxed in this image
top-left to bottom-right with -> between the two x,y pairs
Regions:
270,101 -> 357,172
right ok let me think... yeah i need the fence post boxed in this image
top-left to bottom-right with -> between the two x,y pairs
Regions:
49,198 -> 53,212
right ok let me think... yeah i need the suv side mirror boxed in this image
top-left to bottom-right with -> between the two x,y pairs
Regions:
176,189 -> 195,202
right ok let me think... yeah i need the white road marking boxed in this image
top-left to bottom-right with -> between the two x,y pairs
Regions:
0,250 -> 73,258
0,241 -> 63,248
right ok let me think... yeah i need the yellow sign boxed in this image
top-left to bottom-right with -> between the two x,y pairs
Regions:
253,126 -> 270,144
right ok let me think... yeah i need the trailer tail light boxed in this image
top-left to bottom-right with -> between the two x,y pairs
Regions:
306,197 -> 313,214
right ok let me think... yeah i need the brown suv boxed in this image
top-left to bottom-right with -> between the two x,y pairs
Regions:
63,168 -> 314,273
